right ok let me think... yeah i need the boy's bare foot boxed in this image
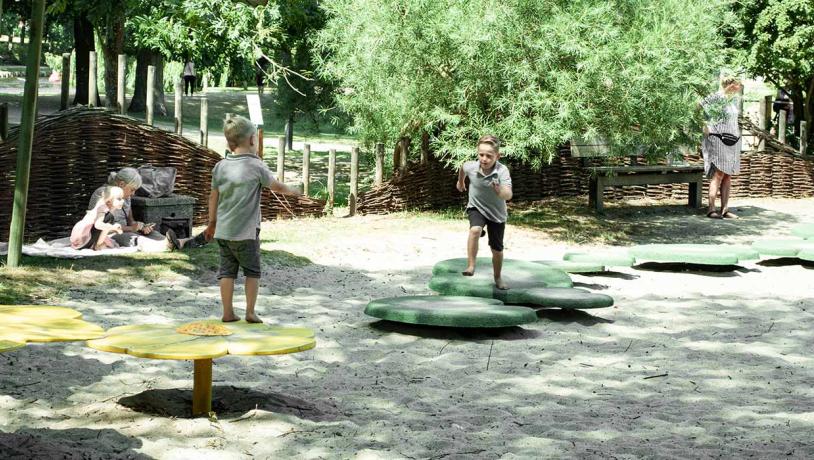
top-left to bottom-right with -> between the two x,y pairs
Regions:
245,313 -> 263,324
722,210 -> 739,219
462,268 -> 475,276
222,314 -> 239,322
495,278 -> 509,290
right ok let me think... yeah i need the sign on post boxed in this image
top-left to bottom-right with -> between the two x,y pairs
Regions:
246,94 -> 264,158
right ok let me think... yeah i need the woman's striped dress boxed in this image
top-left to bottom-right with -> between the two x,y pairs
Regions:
701,92 -> 741,178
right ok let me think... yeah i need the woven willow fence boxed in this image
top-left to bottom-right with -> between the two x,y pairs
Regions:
358,133 -> 814,215
0,107 -> 325,242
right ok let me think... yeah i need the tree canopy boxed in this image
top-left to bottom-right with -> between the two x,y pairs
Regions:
316,0 -> 729,166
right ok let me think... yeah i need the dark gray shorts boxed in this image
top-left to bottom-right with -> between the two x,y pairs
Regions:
467,207 -> 505,252
216,230 -> 261,279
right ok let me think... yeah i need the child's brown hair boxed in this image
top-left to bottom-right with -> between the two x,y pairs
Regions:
477,135 -> 501,152
223,115 -> 256,150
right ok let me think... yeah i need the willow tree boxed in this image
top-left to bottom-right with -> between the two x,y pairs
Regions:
316,0 -> 728,166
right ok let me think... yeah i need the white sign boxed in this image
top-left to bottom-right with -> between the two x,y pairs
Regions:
246,94 -> 264,128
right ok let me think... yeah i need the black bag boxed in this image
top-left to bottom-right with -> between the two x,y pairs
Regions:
710,133 -> 740,147
136,165 -> 176,198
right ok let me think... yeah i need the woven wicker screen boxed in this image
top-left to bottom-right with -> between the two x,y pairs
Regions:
358,144 -> 814,215
0,107 -> 325,242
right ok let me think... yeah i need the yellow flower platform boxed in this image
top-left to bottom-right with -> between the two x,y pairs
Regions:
0,305 -> 105,353
87,320 -> 316,416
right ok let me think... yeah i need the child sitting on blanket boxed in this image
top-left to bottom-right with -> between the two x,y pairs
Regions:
71,186 -> 126,250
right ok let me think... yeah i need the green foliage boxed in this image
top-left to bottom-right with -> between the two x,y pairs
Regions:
316,0 -> 728,166
727,0 -> 814,145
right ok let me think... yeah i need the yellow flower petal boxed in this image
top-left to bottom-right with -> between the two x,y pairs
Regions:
226,334 -> 316,355
0,339 -> 25,353
127,336 -> 228,360
87,326 -> 187,354
0,305 -> 82,321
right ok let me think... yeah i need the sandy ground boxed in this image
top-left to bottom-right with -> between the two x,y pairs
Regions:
1,197 -> 814,459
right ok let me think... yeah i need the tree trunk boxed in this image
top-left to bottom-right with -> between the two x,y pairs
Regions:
101,6 -> 125,109
128,48 -> 167,115
286,114 -> 294,150
72,15 -> 99,106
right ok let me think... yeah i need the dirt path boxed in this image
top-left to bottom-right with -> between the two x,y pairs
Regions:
1,197 -> 813,458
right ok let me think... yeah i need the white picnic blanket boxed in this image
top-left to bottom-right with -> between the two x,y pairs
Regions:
0,238 -> 139,259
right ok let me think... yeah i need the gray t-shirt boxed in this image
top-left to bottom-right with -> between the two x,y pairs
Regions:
88,185 -> 130,226
211,153 -> 275,241
463,160 -> 512,223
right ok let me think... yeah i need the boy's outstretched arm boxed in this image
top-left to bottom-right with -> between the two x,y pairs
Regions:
456,166 -> 466,192
269,178 -> 300,195
204,188 -> 218,240
492,182 -> 512,201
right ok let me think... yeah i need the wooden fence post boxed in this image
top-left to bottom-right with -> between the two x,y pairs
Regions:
88,51 -> 97,107
778,110 -> 787,144
146,65 -> 155,126
117,54 -> 126,114
420,131 -> 429,164
60,52 -> 70,110
801,121 -> 808,156
200,96 -> 208,147
327,148 -> 336,213
174,78 -> 183,134
7,0 -> 45,268
277,136 -> 286,182
375,142 -> 384,186
302,143 -> 310,196
349,146 -> 359,216
399,137 -> 409,174
758,95 -> 770,151
0,103 -> 8,141
393,141 -> 401,175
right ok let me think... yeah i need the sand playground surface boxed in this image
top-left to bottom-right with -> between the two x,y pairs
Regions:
1,197 -> 813,459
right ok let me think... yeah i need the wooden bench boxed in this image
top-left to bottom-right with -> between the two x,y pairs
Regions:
572,138 -> 703,212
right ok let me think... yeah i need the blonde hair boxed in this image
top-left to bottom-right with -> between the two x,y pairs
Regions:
721,76 -> 741,87
477,135 -> 501,152
101,186 -> 124,204
223,115 -> 256,150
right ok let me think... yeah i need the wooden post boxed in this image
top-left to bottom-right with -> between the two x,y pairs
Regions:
174,78 -> 183,134
277,136 -> 285,182
392,142 -> 401,175
374,142 -> 384,186
738,84 -> 744,114
116,54 -> 126,114
778,110 -> 787,144
302,144 -> 311,196
199,96 -> 208,147
7,0 -> 45,268
420,131 -> 429,164
801,121 -> 808,156
349,146 -> 359,216
257,127 -> 264,159
0,103 -> 8,141
146,65 -> 155,126
399,137 -> 409,174
60,52 -> 70,110
192,359 -> 213,416
88,51 -> 97,107
327,148 -> 336,213
758,95 -> 770,151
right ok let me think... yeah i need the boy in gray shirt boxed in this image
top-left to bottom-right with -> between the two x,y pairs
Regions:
456,135 -> 513,289
204,115 -> 298,323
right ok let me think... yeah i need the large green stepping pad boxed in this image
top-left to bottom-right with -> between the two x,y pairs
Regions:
432,258 -> 572,282
534,260 -> 605,273
630,244 -> 758,265
798,249 -> 814,262
521,288 -> 614,309
751,239 -> 814,257
563,252 -> 635,267
791,224 -> 814,239
364,296 -> 538,328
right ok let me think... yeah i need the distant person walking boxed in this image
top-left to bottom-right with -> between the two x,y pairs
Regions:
183,59 -> 196,96
701,76 -> 742,219
255,56 -> 270,95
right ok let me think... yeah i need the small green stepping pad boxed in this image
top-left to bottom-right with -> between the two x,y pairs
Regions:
791,224 -> 814,239
798,249 -> 814,262
534,260 -> 605,273
629,244 -> 758,265
364,296 -> 538,328
521,288 -> 614,309
563,252 -> 635,267
751,239 -> 814,257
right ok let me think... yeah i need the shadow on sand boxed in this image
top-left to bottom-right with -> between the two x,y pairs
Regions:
0,427 -> 151,459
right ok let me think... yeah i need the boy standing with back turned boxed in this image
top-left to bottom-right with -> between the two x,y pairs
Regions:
204,115 -> 298,323
456,135 -> 513,289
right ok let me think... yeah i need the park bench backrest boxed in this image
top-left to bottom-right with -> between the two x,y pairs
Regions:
570,136 -> 691,165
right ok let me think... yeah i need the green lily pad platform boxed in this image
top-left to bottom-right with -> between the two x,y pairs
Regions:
563,252 -> 635,267
630,244 -> 759,265
534,260 -> 605,273
790,224 -> 814,239
364,296 -> 538,328
751,239 -> 814,257
521,288 -> 614,309
798,248 -> 814,262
